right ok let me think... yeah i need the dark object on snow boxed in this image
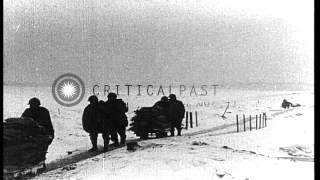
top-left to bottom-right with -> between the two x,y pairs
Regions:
281,99 -> 300,109
221,102 -> 230,119
82,98 -> 112,133
3,117 -> 53,178
153,96 -> 170,118
129,106 -> 171,139
105,93 -> 128,145
21,98 -> 54,136
127,142 -> 141,151
168,94 -> 185,136
191,141 -> 209,146
82,96 -> 112,151
281,99 -> 293,109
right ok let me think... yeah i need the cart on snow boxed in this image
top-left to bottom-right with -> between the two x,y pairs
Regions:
3,117 -> 53,179
129,107 -> 172,139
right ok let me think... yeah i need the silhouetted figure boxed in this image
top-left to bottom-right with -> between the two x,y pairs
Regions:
152,96 -> 171,138
281,99 -> 301,109
153,96 -> 170,116
82,96 -> 110,152
168,94 -> 185,136
281,99 -> 293,109
22,97 -> 54,142
105,93 -> 128,146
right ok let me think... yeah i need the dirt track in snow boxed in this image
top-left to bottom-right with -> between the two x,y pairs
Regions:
43,108 -> 296,173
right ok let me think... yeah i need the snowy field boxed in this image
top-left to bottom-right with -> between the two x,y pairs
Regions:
3,84 -> 314,180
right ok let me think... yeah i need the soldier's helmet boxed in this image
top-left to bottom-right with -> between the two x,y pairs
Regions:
88,95 -> 98,103
169,94 -> 176,101
107,92 -> 117,100
161,96 -> 168,102
28,97 -> 41,107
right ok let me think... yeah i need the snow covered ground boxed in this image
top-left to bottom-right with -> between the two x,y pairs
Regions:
3,85 -> 314,180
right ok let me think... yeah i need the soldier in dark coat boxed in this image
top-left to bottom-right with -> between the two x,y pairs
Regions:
152,96 -> 171,137
82,95 -> 111,152
22,97 -> 54,143
153,96 -> 170,116
105,93 -> 128,146
168,94 -> 185,136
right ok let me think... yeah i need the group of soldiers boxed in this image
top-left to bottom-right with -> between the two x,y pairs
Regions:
20,93 -> 185,153
83,93 -> 186,151
152,94 -> 185,136
82,93 -> 128,152
19,96 -> 301,155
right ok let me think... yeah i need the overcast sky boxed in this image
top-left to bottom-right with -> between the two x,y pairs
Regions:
4,0 -> 314,86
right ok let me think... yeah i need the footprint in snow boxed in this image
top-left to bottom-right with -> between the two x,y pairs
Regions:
191,141 -> 209,146
91,158 -> 100,161
61,164 -> 77,171
215,170 -> 232,178
209,157 -> 225,161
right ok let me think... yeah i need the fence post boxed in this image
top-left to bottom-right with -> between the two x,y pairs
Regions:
195,111 -> 198,127
236,114 -> 239,132
185,111 -> 188,130
259,114 -> 262,129
243,114 -> 246,132
249,115 -> 252,131
265,113 -> 267,127
256,115 -> 258,130
190,112 -> 193,128
262,113 -> 264,128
